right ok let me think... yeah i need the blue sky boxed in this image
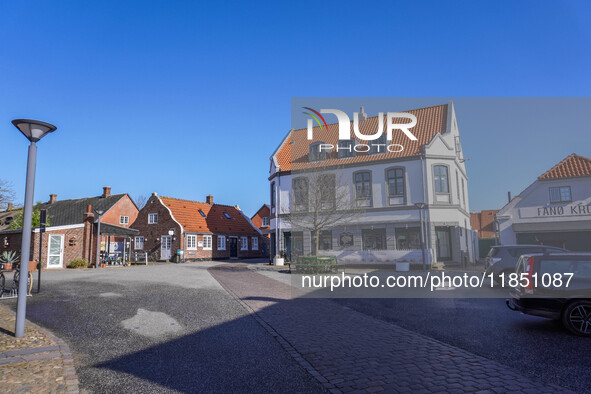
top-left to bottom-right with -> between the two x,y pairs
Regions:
1,0 -> 590,216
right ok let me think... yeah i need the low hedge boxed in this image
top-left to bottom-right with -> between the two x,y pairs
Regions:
68,258 -> 89,269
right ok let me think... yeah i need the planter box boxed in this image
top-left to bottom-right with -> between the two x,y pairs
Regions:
273,257 -> 285,266
396,262 -> 410,272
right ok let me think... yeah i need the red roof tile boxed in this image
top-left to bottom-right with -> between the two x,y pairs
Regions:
160,196 -> 259,236
538,154 -> 591,180
274,104 -> 448,172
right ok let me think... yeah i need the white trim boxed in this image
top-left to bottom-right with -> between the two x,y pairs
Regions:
203,234 -> 212,250
148,213 -> 158,224
156,195 -> 185,233
186,234 -> 197,250
240,236 -> 248,250
47,234 -> 64,269
33,223 -> 85,233
251,236 -> 258,250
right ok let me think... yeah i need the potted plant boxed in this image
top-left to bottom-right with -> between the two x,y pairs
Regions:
395,258 -> 410,272
0,251 -> 19,271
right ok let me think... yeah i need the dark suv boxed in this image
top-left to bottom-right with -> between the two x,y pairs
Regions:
506,253 -> 591,336
485,245 -> 568,283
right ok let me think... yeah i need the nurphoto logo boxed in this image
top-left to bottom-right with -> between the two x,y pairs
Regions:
303,107 -> 418,154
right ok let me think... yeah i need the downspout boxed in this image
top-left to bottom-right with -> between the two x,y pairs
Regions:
276,170 -> 281,258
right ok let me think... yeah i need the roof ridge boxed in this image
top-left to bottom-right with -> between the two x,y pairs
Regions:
38,193 -> 126,205
538,153 -> 591,180
160,196 -> 240,210
290,103 -> 448,134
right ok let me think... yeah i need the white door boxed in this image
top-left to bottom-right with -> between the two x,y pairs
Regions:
47,234 -> 64,269
161,236 -> 172,260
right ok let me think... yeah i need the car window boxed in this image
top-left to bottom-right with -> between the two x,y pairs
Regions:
573,260 -> 591,279
506,248 -> 520,257
515,256 -> 528,274
538,259 -> 576,275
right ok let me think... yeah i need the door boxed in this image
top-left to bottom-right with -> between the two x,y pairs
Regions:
435,227 -> 452,261
161,236 -> 172,260
229,238 -> 238,258
47,234 -> 64,269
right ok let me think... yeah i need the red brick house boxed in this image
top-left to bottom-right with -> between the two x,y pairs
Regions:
131,193 -> 269,261
251,204 -> 271,238
0,187 -> 139,269
470,209 -> 499,239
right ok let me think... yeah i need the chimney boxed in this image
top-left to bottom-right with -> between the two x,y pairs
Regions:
49,194 -> 57,204
507,191 -> 512,203
83,204 -> 94,220
7,203 -> 13,211
206,195 -> 214,205
358,106 -> 367,122
102,186 -> 111,198
234,204 -> 240,210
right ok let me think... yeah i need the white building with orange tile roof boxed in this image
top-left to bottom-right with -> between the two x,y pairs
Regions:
268,101 -> 476,266
496,154 -> 591,251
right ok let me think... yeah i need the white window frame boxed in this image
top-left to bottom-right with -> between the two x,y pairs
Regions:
148,213 -> 158,224
187,234 -> 197,250
217,235 -> 226,250
240,236 -> 248,250
134,236 -> 144,250
262,216 -> 269,226
251,237 -> 258,250
120,215 -> 129,225
203,235 -> 212,250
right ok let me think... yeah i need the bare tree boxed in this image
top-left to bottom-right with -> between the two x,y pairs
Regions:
282,167 -> 364,255
134,194 -> 148,210
0,179 -> 16,211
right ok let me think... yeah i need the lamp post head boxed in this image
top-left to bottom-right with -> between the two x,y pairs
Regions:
11,119 -> 57,142
414,202 -> 426,209
95,209 -> 104,217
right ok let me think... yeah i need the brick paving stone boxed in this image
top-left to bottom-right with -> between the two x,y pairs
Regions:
210,264 -> 575,394
0,304 -> 80,393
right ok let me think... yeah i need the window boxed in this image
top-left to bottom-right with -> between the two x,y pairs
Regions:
198,209 -> 206,218
354,171 -> 372,201
319,231 -> 332,250
240,236 -> 248,250
319,174 -> 336,209
120,215 -> 129,225
224,213 -> 231,219
549,186 -> 572,203
262,216 -> 270,226
369,134 -> 387,155
396,228 -> 421,250
455,171 -> 460,201
338,139 -> 356,159
251,237 -> 258,250
148,213 -> 158,224
386,168 -> 405,196
292,177 -> 309,211
187,235 -> 197,250
434,165 -> 449,193
217,235 -> 226,250
203,235 -> 212,250
309,142 -> 328,162
134,236 -> 144,250
271,182 -> 276,208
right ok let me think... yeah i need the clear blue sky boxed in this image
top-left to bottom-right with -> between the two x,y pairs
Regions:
1,0 -> 590,217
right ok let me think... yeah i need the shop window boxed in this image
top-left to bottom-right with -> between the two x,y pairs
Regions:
396,228 -> 420,250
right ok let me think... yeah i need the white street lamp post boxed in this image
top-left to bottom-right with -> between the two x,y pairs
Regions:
415,202 -> 427,271
11,119 -> 57,338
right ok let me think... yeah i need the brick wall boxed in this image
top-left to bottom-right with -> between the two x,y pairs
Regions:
130,194 -> 182,261
101,195 -> 139,227
251,205 -> 271,238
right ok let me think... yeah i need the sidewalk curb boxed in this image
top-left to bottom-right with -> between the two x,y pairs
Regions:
0,304 -> 80,393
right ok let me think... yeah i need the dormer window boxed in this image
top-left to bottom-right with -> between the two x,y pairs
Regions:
369,135 -> 387,155
198,209 -> 206,218
338,139 -> 356,159
309,142 -> 328,162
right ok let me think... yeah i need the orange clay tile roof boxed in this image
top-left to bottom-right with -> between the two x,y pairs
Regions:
538,154 -> 591,180
160,196 -> 259,235
274,104 -> 448,172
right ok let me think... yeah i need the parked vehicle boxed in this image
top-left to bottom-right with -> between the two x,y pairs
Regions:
485,245 -> 568,284
506,252 -> 591,336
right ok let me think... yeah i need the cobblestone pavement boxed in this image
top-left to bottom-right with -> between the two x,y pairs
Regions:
209,264 -> 573,394
0,304 -> 79,393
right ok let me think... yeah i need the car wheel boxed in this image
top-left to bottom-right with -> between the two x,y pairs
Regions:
562,300 -> 591,337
